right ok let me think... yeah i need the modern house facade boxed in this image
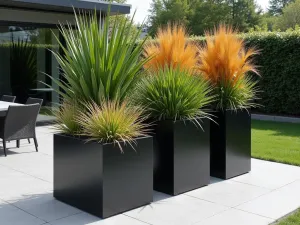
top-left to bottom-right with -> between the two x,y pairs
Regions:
0,0 -> 131,104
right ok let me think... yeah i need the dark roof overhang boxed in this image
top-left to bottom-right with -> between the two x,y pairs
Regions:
0,0 -> 131,15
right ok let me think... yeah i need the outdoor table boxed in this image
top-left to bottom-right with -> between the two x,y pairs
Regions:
0,101 -> 23,117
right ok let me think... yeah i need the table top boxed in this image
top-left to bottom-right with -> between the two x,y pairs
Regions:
0,101 -> 23,111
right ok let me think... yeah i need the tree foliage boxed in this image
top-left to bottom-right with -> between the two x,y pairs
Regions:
229,0 -> 262,32
189,0 -> 232,35
148,0 -> 262,35
148,0 -> 191,36
275,0 -> 300,30
268,0 -> 294,15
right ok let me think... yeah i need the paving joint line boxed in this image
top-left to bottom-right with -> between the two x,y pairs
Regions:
123,214 -> 153,225
1,199 -> 49,224
0,161 -> 52,184
234,208 -> 275,220
191,208 -> 232,225
230,179 -> 273,190
44,212 -> 83,224
183,193 -> 230,207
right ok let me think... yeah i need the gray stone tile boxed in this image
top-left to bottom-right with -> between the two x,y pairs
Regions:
0,199 -> 45,225
49,213 -> 149,225
197,209 -> 274,225
186,180 -> 270,207
10,193 -> 81,222
125,194 -> 228,225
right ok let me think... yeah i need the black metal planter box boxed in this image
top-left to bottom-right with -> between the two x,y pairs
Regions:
210,110 -> 251,180
53,134 -> 153,219
153,119 -> 210,196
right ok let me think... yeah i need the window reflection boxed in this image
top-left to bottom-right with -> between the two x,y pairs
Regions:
0,26 -> 59,109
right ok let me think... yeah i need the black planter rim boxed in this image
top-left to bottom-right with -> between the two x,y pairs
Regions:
54,133 -> 151,146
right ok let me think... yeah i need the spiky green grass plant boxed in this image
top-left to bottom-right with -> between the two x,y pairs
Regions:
53,100 -> 81,135
131,67 -> 214,125
76,101 -> 149,152
216,76 -> 260,111
50,9 -> 149,105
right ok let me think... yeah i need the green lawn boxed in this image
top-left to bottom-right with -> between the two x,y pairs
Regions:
275,209 -> 300,225
252,120 -> 300,166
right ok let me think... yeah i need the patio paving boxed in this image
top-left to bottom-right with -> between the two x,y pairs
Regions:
0,126 -> 299,225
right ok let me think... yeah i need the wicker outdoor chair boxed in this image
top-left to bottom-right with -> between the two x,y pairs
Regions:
26,97 -> 43,106
0,104 -> 40,156
25,98 -> 43,144
1,95 -> 16,103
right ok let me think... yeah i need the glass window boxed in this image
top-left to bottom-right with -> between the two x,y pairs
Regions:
0,25 -> 60,109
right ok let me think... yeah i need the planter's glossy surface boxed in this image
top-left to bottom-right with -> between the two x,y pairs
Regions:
210,110 -> 251,179
54,134 -> 153,219
153,119 -> 210,196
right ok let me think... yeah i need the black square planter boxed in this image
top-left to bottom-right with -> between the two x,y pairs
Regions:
210,110 -> 251,180
53,134 -> 153,219
153,119 -> 210,196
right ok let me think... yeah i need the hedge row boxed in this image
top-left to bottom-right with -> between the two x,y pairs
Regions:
189,31 -> 300,116
243,32 -> 300,116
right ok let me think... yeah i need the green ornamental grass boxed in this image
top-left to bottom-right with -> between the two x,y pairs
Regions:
49,9 -> 150,105
216,76 -> 260,111
131,66 -> 214,124
53,100 -> 81,135
76,101 -> 149,152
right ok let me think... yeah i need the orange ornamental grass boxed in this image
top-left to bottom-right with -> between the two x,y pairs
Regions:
143,24 -> 198,73
198,25 -> 258,85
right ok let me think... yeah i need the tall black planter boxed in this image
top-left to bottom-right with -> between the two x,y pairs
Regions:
54,134 -> 153,219
210,110 -> 251,180
153,119 -> 210,196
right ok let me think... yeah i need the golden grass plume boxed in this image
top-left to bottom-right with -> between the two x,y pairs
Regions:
144,24 -> 198,72
198,25 -> 258,85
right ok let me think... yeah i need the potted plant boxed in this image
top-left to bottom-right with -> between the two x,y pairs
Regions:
198,25 -> 260,179
135,25 -> 214,196
133,24 -> 214,195
50,10 -> 153,219
53,101 -> 152,219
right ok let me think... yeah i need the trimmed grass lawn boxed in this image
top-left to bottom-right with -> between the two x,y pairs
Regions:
252,120 -> 300,166
275,209 -> 300,225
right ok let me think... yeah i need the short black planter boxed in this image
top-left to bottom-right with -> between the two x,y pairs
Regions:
210,110 -> 251,180
153,119 -> 210,196
53,134 -> 153,219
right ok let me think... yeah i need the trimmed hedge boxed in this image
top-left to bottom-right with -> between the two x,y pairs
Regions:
190,31 -> 300,116
243,32 -> 300,116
